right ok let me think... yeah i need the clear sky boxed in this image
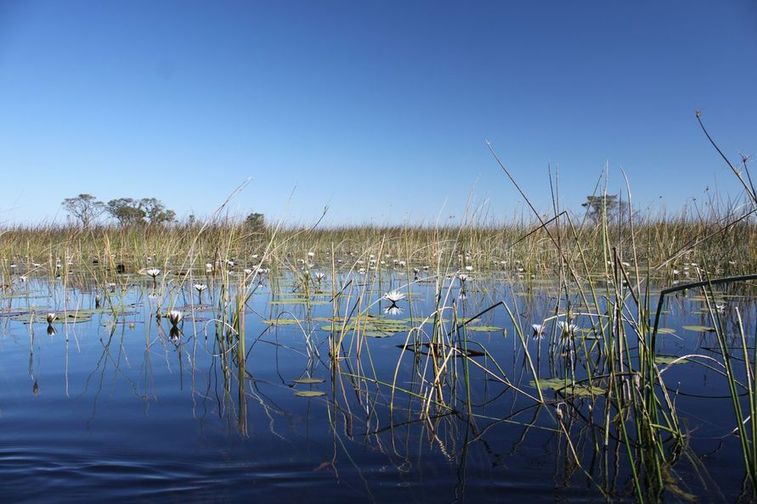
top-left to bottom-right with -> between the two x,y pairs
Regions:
1,1 -> 756,225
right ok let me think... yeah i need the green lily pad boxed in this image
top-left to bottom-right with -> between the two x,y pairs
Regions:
531,378 -> 605,397
655,355 -> 688,365
293,377 -> 324,384
683,325 -> 716,333
464,325 -> 505,333
295,390 -> 326,398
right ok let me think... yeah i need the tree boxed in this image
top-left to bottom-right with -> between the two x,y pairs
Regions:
106,198 -> 146,226
62,194 -> 104,227
140,198 -> 176,225
104,197 -> 175,226
582,194 -> 634,223
582,194 -> 618,223
244,212 -> 265,231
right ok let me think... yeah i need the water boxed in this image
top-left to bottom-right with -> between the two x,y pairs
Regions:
0,273 -> 754,502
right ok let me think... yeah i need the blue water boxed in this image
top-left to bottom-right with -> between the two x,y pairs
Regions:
0,274 -> 754,502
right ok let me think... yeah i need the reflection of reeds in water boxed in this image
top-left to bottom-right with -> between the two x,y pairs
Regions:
0,117 -> 754,500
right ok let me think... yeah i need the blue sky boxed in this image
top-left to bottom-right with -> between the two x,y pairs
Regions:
1,1 -> 756,225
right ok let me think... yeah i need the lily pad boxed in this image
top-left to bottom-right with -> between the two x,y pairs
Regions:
293,377 -> 324,384
295,390 -> 326,398
464,325 -> 505,333
682,325 -> 717,333
656,328 -> 676,334
531,378 -> 605,397
655,355 -> 688,365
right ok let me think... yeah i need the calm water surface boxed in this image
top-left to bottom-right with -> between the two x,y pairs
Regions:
0,273 -> 754,502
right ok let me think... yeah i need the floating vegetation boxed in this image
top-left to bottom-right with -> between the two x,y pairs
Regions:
682,325 -> 717,333
531,378 -> 606,397
463,325 -> 506,333
654,355 -> 689,365
293,377 -> 325,384
294,390 -> 326,398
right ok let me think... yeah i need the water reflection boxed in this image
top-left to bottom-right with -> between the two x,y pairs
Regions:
0,274 -> 754,501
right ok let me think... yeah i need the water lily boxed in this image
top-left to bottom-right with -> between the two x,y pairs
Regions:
167,310 -> 183,327
145,268 -> 161,287
383,290 -> 406,304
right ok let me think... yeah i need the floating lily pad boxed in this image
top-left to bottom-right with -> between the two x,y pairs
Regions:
397,342 -> 486,357
531,378 -> 605,397
295,390 -> 325,398
656,327 -> 676,334
655,355 -> 688,365
464,325 -> 505,333
293,377 -> 324,384
683,325 -> 717,333
320,316 -> 410,336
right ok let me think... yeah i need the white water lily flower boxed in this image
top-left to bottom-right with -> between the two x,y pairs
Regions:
167,310 -> 183,326
383,290 -> 406,304
145,268 -> 161,278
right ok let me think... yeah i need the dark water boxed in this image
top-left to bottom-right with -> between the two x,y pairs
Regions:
0,274 -> 754,502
